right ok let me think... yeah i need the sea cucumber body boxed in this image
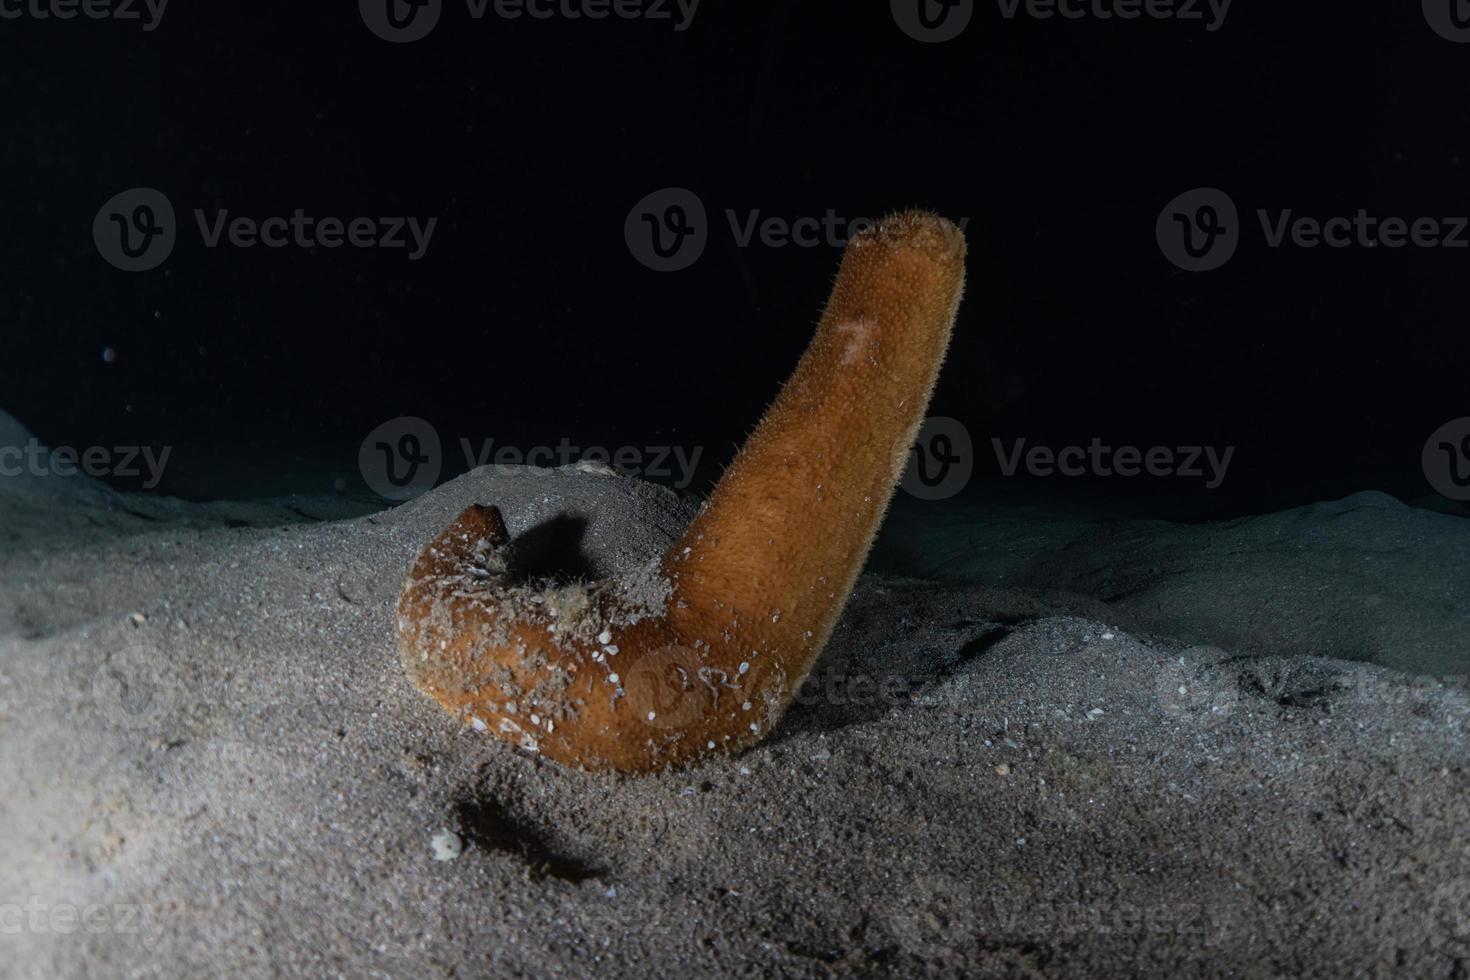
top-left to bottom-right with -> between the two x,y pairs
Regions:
397,211 -> 967,772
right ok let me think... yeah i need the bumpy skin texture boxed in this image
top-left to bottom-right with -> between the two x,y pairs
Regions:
397,211 -> 967,772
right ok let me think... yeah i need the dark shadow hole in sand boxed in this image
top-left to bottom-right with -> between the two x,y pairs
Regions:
453,795 -> 604,883
10,605 -> 51,641
1227,657 -> 1347,712
947,616 -> 1031,666
503,516 -> 597,585
116,504 -> 169,524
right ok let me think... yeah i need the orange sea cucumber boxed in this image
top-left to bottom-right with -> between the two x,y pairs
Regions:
397,211 -> 967,772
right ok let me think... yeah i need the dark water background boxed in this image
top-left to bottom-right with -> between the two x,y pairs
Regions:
2,3 -> 1466,518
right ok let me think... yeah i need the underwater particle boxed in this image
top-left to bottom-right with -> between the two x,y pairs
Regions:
430,830 -> 463,862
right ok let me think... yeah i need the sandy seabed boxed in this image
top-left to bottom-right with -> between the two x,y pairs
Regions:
1,412 -> 1467,979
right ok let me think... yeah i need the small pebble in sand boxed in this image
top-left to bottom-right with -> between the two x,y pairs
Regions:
1101,631 -> 1115,640
1086,708 -> 1105,720
129,612 -> 147,626
994,763 -> 1011,776
430,831 -> 463,862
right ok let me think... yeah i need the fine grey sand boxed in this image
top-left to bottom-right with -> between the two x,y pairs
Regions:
2,411 -> 1468,978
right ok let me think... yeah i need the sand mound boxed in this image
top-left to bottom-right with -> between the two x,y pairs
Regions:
2,458 -> 1467,977
877,489 -> 1470,674
0,410 -> 113,503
